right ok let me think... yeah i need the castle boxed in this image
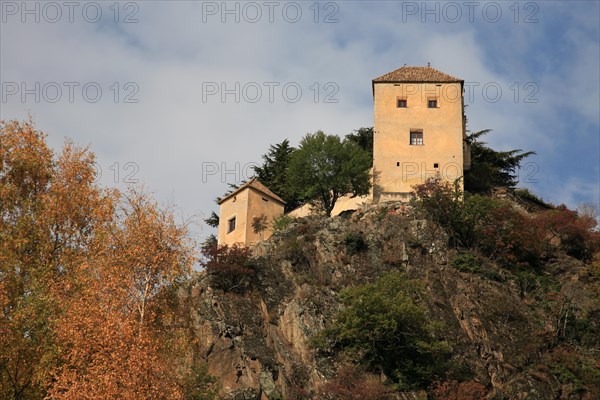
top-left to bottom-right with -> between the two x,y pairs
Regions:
218,65 -> 468,245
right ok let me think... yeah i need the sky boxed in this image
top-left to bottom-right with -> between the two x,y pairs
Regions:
1,0 -> 599,242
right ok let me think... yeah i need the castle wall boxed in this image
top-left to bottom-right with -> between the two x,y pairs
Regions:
218,187 -> 284,246
373,81 -> 464,202
244,188 -> 284,245
218,189 -> 250,245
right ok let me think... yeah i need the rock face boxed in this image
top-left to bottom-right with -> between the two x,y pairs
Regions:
180,203 -> 598,399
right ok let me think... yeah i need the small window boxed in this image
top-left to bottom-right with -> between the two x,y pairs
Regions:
396,162 -> 400,167
262,197 -> 269,202
434,163 -> 439,168
397,99 -> 407,108
227,217 -> 236,233
410,131 -> 423,146
428,99 -> 438,108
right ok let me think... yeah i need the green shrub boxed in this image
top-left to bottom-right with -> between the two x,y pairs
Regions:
451,252 -> 503,281
451,252 -> 481,273
534,273 -> 561,293
513,270 -> 538,296
546,347 -> 600,396
566,317 -> 600,348
514,188 -> 552,208
376,204 -> 389,222
411,178 -> 463,246
314,272 -> 452,390
511,266 -> 562,296
272,214 -> 295,232
344,232 -> 368,256
181,363 -> 219,400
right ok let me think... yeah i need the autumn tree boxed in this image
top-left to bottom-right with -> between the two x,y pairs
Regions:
1,119 -> 116,399
287,131 -> 371,216
1,120 -> 51,399
0,119 -> 216,399
48,191 -> 198,399
535,205 -> 599,260
577,202 -> 599,229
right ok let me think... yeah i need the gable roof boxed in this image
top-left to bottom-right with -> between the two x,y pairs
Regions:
373,65 -> 463,83
217,178 -> 286,205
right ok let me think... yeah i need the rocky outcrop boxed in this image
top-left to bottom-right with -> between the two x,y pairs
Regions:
180,203 -> 598,399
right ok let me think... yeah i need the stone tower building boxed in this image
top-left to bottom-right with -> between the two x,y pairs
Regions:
372,65 -> 469,202
217,178 -> 285,246
217,65 -> 471,245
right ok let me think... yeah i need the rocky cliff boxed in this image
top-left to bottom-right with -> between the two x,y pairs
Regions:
179,201 -> 599,399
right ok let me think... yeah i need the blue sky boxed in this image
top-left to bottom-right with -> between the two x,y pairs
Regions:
1,0 -> 599,241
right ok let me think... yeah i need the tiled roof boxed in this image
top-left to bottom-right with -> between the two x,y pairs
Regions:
373,65 -> 462,83
218,178 -> 286,205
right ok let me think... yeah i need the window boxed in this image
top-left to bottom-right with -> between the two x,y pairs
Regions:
227,217 -> 236,233
397,98 -> 407,108
410,131 -> 423,145
434,163 -> 439,168
262,197 -> 269,202
428,99 -> 438,108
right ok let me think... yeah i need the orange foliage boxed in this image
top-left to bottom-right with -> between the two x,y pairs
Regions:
1,120 -> 202,399
49,262 -> 183,399
535,205 -> 600,260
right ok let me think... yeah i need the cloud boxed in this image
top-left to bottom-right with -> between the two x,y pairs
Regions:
1,1 -> 598,242
546,176 -> 600,209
